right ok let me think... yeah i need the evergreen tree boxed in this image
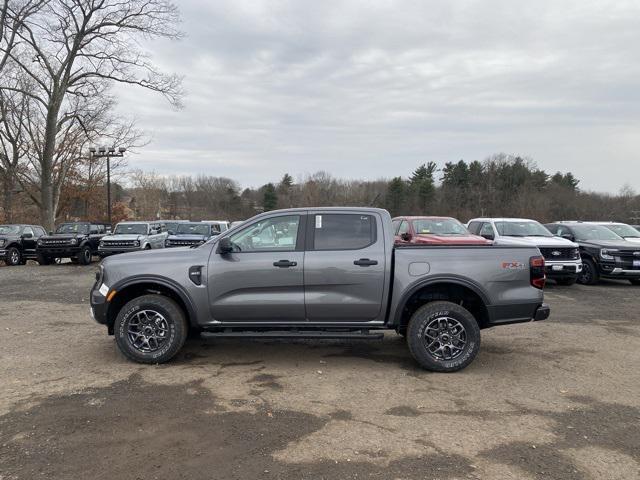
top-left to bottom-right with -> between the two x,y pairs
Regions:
262,183 -> 278,211
385,177 -> 406,217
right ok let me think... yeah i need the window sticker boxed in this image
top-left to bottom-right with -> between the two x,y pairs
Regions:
315,215 -> 322,229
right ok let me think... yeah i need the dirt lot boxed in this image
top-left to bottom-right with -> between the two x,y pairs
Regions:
0,264 -> 638,480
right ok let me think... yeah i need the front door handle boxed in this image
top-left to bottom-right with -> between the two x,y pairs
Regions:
273,260 -> 297,268
354,258 -> 378,266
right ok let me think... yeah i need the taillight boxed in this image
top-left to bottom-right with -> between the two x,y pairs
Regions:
530,255 -> 546,289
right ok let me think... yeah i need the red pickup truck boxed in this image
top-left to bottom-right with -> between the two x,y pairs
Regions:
392,216 -> 491,245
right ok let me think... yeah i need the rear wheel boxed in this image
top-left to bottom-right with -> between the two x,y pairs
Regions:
578,258 -> 599,285
406,301 -> 480,372
78,245 -> 92,265
114,294 -> 188,364
5,247 -> 22,266
556,277 -> 577,286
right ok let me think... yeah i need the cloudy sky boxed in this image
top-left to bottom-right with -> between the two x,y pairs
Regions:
116,0 -> 640,193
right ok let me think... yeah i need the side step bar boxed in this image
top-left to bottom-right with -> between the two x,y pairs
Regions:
201,329 -> 384,340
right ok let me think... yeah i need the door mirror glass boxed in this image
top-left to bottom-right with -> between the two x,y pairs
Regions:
218,237 -> 233,254
22,232 -> 33,239
561,233 -> 574,241
400,232 -> 412,241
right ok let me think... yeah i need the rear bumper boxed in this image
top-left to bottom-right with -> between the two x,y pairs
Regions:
487,302 -> 550,327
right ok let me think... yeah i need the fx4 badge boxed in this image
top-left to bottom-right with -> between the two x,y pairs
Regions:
501,261 -> 525,270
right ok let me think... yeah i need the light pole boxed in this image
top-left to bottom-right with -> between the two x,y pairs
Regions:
89,146 -> 126,226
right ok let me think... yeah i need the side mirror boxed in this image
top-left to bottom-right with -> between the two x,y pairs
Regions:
168,230 -> 175,235
481,233 -> 495,241
218,237 -> 233,254
561,233 -> 574,241
22,232 -> 33,239
48,231 -> 53,235
400,232 -> 412,241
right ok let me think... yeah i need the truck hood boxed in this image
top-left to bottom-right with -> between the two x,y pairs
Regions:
40,234 -> 83,241
167,234 -> 207,241
579,239 -> 640,250
413,234 -> 491,245
620,237 -> 640,244
497,236 -> 578,248
101,234 -> 141,241
0,234 -> 19,242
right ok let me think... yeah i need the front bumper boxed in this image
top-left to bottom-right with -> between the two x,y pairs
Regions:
37,246 -> 81,256
0,248 -> 6,259
98,246 -> 141,256
90,288 -> 109,325
545,260 -> 582,278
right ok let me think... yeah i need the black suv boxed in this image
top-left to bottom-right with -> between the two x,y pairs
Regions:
36,222 -> 110,265
0,224 -> 47,266
545,222 -> 640,285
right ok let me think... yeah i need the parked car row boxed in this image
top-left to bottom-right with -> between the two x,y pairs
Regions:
390,216 -> 640,287
0,219 -> 241,266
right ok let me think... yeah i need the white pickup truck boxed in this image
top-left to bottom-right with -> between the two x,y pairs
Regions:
467,217 -> 582,285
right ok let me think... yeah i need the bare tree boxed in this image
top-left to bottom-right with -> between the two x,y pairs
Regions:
1,0 -> 182,229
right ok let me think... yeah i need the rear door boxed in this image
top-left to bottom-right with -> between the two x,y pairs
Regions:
208,213 -> 306,322
304,212 -> 386,322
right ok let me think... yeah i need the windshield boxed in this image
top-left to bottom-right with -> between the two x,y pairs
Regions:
602,224 -> 640,238
572,225 -> 624,241
114,223 -> 148,235
412,218 -> 469,235
0,225 -> 22,235
176,223 -> 211,236
495,221 -> 552,237
55,223 -> 88,234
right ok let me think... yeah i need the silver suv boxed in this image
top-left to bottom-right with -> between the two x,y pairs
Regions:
468,217 -> 582,285
99,221 -> 168,257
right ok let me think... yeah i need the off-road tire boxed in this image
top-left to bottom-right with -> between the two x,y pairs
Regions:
406,301 -> 481,372
114,294 -> 188,364
36,253 -> 51,265
555,277 -> 577,286
578,258 -> 599,285
78,245 -> 92,265
5,247 -> 22,266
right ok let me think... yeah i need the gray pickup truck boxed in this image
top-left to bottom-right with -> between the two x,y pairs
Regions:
90,207 -> 549,372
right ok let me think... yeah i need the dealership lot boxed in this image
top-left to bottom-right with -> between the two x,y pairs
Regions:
0,264 -> 638,479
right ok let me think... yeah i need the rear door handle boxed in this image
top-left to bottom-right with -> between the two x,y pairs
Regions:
273,260 -> 297,268
354,258 -> 378,266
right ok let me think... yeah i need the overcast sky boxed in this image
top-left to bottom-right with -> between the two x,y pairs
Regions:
116,0 -> 640,193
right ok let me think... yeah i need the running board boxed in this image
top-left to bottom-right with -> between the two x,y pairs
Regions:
201,329 -> 384,340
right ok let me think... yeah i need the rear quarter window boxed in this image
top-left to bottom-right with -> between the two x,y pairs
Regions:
312,214 -> 376,250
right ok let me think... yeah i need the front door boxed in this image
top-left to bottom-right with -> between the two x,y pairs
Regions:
304,212 -> 386,322
208,213 -> 306,322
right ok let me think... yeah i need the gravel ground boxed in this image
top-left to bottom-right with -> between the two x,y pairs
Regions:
0,264 -> 638,479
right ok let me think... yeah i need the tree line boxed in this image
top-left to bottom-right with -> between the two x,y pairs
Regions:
5,152 -> 638,226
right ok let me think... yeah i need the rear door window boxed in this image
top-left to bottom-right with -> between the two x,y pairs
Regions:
311,214 -> 376,250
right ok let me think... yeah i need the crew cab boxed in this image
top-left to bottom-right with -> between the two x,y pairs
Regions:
37,222 -> 110,265
90,208 -> 549,372
545,222 -> 640,285
392,216 -> 491,245
0,224 -> 47,266
165,222 -> 221,248
98,221 -> 167,256
468,218 -> 582,285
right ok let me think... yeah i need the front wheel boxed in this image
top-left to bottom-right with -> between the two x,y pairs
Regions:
5,247 -> 22,266
406,301 -> 481,372
114,294 -> 188,364
78,245 -> 92,265
578,258 -> 599,285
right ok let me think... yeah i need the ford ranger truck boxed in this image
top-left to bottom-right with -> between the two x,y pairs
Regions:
468,218 -> 582,285
90,208 -> 549,372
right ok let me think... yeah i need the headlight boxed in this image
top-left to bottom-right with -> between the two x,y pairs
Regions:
69,238 -> 78,245
572,248 -> 580,259
37,239 -> 43,245
600,248 -> 618,260
165,239 -> 170,247
133,240 -> 140,247
0,239 -> 5,247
